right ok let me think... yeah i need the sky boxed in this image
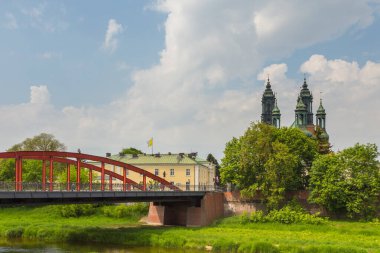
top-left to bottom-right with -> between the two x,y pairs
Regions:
0,0 -> 380,160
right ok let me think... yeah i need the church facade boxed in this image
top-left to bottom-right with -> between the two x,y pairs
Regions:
261,77 -> 329,144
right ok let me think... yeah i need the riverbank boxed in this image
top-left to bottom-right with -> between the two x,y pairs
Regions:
0,204 -> 379,252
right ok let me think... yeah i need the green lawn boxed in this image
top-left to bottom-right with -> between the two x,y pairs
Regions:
0,205 -> 379,253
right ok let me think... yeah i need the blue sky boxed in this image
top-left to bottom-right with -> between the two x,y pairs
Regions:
0,1 -> 379,159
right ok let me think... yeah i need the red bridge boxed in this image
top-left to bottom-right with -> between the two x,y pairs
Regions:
0,151 -> 224,226
0,151 -> 180,192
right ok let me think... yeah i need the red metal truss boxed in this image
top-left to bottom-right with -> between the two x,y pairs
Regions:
0,151 -> 179,192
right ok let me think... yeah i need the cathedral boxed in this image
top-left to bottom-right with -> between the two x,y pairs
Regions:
261,77 -> 329,145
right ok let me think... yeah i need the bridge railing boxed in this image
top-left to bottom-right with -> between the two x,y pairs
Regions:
0,182 -> 222,192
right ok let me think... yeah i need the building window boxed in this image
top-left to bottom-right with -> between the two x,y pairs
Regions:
186,169 -> 190,176
154,169 -> 159,176
170,168 -> 174,176
186,181 -> 190,191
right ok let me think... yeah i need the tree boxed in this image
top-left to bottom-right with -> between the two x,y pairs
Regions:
8,133 -> 66,151
315,126 -> 332,154
0,133 -> 66,183
309,143 -> 380,219
120,147 -> 143,155
220,137 -> 241,186
206,153 -> 221,185
220,122 -> 318,209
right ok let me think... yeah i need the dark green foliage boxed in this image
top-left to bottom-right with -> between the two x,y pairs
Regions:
120,147 -> 143,155
207,153 -> 221,184
59,204 -> 96,217
102,203 -> 148,218
309,143 -> 380,219
221,123 -> 318,209
0,133 -> 67,183
8,133 -> 66,151
241,206 -> 327,225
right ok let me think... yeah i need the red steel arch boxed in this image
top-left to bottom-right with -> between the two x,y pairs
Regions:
0,151 -> 179,192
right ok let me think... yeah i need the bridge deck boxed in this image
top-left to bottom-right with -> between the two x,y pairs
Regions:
0,191 -> 207,205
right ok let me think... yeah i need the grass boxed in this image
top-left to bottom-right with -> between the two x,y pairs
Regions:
0,205 -> 379,252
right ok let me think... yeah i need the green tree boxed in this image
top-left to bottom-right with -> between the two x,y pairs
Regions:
120,147 -> 143,155
8,133 -> 66,151
206,153 -> 221,185
220,122 -> 318,209
220,137 -> 241,186
309,143 -> 380,219
57,165 -> 89,184
0,133 -> 66,183
263,142 -> 298,209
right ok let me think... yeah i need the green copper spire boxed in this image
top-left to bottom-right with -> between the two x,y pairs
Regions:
317,98 -> 326,115
272,98 -> 281,128
272,98 -> 281,115
261,76 -> 276,125
298,76 -> 313,125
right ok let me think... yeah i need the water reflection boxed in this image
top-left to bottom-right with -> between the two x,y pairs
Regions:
0,240 -> 205,253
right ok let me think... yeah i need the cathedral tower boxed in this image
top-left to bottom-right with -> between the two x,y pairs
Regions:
316,98 -> 326,130
261,77 -> 276,125
295,96 -> 307,128
272,98 -> 281,128
299,78 -> 313,126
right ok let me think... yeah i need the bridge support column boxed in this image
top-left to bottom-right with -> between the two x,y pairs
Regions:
101,162 -> 105,191
147,192 -> 224,227
123,168 -> 126,191
15,157 -> 19,191
143,175 -> 146,191
76,158 -> 80,191
66,164 -> 70,191
49,158 -> 53,191
89,169 -> 92,191
109,176 -> 113,191
19,158 -> 22,191
42,160 -> 46,191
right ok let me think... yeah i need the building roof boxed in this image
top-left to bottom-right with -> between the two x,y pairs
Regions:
106,153 -> 210,166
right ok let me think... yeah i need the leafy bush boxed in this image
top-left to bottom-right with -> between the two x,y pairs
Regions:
102,203 -> 148,218
59,204 -> 96,218
240,206 -> 327,225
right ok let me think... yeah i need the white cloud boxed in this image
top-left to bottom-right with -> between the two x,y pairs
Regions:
103,19 -> 123,53
0,1 -> 379,160
30,86 -> 50,104
3,12 -> 18,30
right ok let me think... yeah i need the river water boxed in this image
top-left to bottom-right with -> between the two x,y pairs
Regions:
0,240 -> 206,253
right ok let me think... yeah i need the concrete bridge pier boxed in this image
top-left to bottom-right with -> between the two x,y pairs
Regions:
147,192 -> 224,227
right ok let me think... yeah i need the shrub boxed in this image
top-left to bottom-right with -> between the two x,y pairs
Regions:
59,204 -> 96,218
241,206 -> 327,225
102,203 -> 148,218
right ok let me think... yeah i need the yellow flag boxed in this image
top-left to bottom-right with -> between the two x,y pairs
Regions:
147,138 -> 153,147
